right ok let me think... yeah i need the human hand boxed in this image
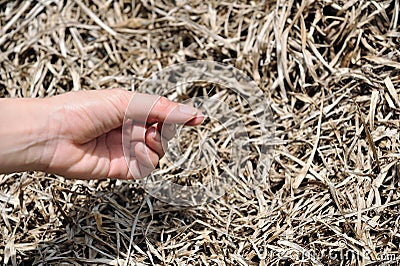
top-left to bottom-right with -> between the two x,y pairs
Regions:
0,89 -> 203,179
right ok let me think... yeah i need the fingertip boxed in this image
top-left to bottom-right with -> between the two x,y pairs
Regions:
145,126 -> 166,157
185,110 -> 204,126
196,109 -> 204,119
128,159 -> 142,179
138,162 -> 154,177
135,142 -> 159,168
162,103 -> 201,124
147,126 -> 161,142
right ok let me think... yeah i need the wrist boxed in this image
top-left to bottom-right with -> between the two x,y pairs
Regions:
0,97 -> 54,173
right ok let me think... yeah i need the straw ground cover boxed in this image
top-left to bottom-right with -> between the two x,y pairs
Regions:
1,0 -> 400,265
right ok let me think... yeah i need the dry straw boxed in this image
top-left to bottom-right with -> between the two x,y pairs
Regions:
1,0 -> 399,265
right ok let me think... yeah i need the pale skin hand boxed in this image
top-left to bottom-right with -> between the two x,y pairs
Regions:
0,89 -> 203,179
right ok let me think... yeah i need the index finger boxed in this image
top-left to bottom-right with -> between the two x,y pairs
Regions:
126,93 -> 204,125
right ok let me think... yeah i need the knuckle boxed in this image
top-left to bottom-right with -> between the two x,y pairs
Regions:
156,96 -> 170,107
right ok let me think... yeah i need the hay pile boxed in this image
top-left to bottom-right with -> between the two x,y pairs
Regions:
1,0 -> 400,265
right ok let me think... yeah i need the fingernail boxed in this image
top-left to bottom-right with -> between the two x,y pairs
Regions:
151,129 -> 161,142
196,110 -> 204,119
195,112 -> 205,124
178,104 -> 198,115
